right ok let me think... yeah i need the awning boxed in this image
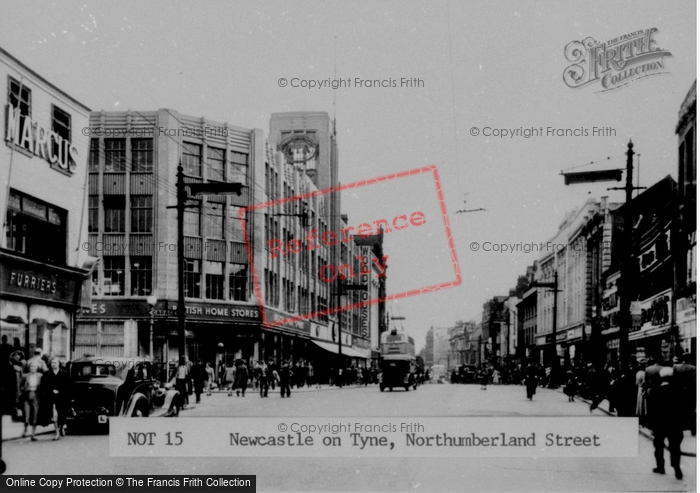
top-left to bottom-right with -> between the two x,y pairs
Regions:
311,339 -> 369,358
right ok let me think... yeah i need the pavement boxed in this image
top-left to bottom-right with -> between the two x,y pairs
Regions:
2,382 -> 696,459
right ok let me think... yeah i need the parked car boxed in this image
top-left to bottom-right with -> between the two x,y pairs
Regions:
66,356 -> 181,431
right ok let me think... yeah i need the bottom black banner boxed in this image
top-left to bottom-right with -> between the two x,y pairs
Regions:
1,476 -> 256,492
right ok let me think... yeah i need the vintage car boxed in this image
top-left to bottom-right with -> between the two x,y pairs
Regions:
66,356 -> 181,430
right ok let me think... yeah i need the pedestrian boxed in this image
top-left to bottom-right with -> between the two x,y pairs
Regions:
205,362 -> 215,396
306,362 -> 315,388
235,360 -> 249,397
646,360 -> 684,479
174,357 -> 190,409
673,352 -> 696,436
258,362 -> 270,397
40,357 -> 69,439
524,363 -> 538,401
191,360 -> 207,404
279,362 -> 292,398
267,360 -> 277,390
20,360 -> 42,440
480,368 -> 489,390
25,349 -> 48,373
492,368 -> 501,385
588,364 -> 610,412
224,361 -> 236,396
564,371 -> 577,402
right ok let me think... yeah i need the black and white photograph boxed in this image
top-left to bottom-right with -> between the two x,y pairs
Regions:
0,1 -> 696,492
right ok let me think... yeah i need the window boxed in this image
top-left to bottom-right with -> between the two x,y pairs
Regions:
103,196 -> 126,232
184,201 -> 201,236
91,269 -> 99,296
75,322 -> 98,347
88,195 -> 99,232
228,264 -> 247,301
130,257 -> 152,296
205,261 -> 224,300
104,139 -> 126,172
228,206 -> 246,242
130,196 -> 153,233
131,139 -> 153,172
182,142 -> 202,177
204,202 -> 224,239
89,139 -> 100,172
103,257 -> 125,296
8,78 -> 30,140
184,259 -> 201,298
52,105 -> 71,158
230,151 -> 248,184
206,147 -> 225,181
5,190 -> 66,264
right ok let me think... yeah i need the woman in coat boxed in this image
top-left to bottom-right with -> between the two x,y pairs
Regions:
20,360 -> 42,440
41,358 -> 69,439
524,363 -> 539,401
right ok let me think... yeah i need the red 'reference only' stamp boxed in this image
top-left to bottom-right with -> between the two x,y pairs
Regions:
241,165 -> 461,329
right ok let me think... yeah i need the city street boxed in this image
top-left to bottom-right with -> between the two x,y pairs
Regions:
2,383 -> 695,492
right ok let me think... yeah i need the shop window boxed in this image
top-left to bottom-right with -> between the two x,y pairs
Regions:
89,138 -> 100,172
228,263 -> 247,301
204,202 -> 224,239
105,139 -> 126,172
184,259 -> 201,298
88,195 -> 99,232
101,322 -> 125,357
5,190 -> 66,265
8,77 -> 31,142
131,257 -> 152,296
91,269 -> 99,295
130,195 -> 153,233
182,142 -> 202,177
207,147 -> 225,181
103,257 -> 125,296
103,196 -> 126,232
131,138 -> 153,172
205,261 -> 224,300
75,322 -> 98,349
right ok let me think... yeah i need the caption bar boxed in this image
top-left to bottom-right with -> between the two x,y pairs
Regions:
2,476 -> 255,492
110,417 -> 638,458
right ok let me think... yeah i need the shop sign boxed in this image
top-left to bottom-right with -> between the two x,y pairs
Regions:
631,290 -> 671,334
79,300 -> 151,318
264,307 -> 310,334
5,104 -> 79,176
676,295 -> 697,324
1,264 -> 80,306
352,336 -> 370,349
80,300 -> 260,322
359,254 -> 370,337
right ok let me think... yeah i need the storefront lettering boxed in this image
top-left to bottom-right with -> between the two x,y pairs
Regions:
641,295 -> 670,328
5,104 -> 79,175
9,271 -> 57,293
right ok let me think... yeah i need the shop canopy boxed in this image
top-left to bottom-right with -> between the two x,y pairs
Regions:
311,339 -> 368,359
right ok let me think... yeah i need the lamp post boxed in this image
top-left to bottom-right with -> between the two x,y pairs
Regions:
175,165 -> 244,362
530,271 -> 560,368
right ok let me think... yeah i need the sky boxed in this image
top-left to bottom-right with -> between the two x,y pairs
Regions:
1,0 -> 695,352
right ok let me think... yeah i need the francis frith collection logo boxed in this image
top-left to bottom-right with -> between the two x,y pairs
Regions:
563,28 -> 672,93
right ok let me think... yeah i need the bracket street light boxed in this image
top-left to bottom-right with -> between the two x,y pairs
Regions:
175,164 -> 244,363
529,271 -> 560,369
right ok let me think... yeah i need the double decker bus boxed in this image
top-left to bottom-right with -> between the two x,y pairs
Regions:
378,329 -> 417,391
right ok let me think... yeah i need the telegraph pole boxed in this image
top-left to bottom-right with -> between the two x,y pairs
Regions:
177,165 -> 186,361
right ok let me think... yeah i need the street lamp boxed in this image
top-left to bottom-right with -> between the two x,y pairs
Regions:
530,271 -> 560,368
147,295 -> 157,360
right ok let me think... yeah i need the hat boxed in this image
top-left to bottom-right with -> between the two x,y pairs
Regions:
34,349 -> 42,355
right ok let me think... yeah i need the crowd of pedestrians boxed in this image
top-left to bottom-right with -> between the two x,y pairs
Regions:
1,336 -> 69,441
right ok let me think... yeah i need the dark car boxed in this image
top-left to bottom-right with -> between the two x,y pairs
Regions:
66,357 -> 181,431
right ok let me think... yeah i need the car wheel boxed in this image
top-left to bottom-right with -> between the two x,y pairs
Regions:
132,405 -> 148,418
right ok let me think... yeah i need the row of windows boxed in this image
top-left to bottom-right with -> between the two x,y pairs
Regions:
93,256 -> 248,300
87,138 -> 249,180
184,203 -> 246,240
89,195 -> 153,233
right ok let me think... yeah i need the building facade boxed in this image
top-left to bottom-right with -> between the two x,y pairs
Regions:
77,109 -> 263,367
0,47 -> 92,361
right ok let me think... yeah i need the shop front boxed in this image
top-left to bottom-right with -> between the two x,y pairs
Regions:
629,289 -> 673,361
261,307 -> 311,367
675,294 -> 696,358
0,249 -> 87,362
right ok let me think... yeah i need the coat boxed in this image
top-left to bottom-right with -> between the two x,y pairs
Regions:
40,369 -> 69,425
